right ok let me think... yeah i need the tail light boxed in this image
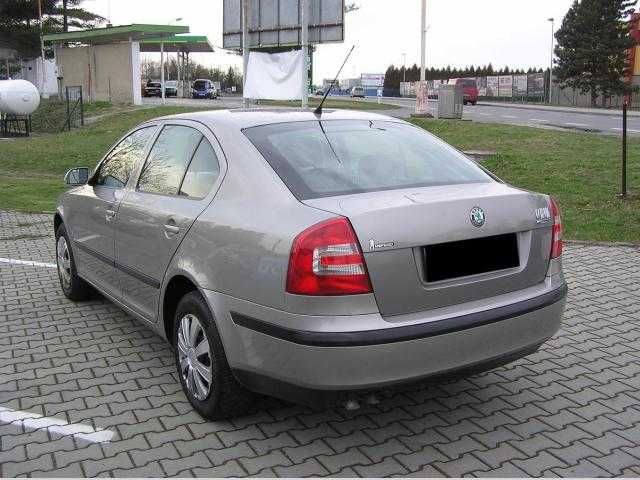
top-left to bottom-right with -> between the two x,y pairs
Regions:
550,197 -> 563,259
286,217 -> 373,296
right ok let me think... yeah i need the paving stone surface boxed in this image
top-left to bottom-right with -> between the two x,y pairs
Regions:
1,210 -> 639,477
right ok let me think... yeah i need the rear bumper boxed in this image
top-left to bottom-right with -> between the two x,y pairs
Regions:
204,280 -> 567,405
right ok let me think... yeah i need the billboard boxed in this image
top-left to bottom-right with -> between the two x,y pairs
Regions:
361,73 -> 385,87
527,72 -> 545,98
498,75 -> 513,97
486,76 -> 499,97
477,77 -> 487,97
513,75 -> 527,97
223,0 -> 345,49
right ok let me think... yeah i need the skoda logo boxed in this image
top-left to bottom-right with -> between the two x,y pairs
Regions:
470,207 -> 486,228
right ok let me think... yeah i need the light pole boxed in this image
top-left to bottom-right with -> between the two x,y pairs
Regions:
548,17 -> 554,104
420,0 -> 426,82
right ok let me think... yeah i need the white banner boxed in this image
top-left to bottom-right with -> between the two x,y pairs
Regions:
244,50 -> 304,100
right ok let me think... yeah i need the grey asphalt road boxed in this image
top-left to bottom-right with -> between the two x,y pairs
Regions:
143,96 -> 636,136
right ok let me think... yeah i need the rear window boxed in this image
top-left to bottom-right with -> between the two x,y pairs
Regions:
244,120 -> 492,200
460,79 -> 477,88
194,81 -> 209,89
147,82 -> 161,88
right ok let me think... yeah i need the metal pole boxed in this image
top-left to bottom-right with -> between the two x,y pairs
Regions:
548,17 -> 554,104
301,0 -> 309,108
420,0 -> 426,82
622,102 -> 628,197
160,36 -> 165,104
38,0 -> 46,95
176,51 -> 181,97
242,0 -> 250,108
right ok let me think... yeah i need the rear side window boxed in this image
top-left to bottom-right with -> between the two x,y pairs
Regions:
244,120 -> 492,200
138,125 -> 202,195
95,126 -> 155,188
179,138 -> 221,198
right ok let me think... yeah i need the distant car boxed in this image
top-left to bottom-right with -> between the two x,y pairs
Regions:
451,78 -> 479,105
143,81 -> 162,97
164,81 -> 178,98
350,86 -> 365,98
315,89 -> 325,96
192,79 -> 218,99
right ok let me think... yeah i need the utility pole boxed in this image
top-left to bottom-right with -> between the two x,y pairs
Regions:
548,17 -> 554,104
301,0 -> 309,108
242,0 -> 250,108
37,0 -> 46,95
420,0 -> 426,82
160,35 -> 165,104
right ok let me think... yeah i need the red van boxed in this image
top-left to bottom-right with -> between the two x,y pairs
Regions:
451,78 -> 479,105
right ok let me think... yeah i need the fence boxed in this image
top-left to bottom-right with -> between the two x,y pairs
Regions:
64,86 -> 84,131
401,73 -> 640,109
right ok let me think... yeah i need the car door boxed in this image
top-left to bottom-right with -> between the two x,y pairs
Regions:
66,125 -> 157,299
114,121 -> 225,321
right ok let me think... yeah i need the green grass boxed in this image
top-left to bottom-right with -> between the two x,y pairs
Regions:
1,106 -> 638,242
30,99 -> 121,133
411,119 -> 640,243
258,97 -> 399,111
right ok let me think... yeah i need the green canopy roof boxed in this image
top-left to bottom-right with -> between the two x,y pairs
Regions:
140,35 -> 215,53
43,24 -> 190,45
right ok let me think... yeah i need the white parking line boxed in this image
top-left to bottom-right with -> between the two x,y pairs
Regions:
501,115 -> 518,119
0,407 -> 114,443
0,257 -> 56,269
476,112 -> 491,116
529,118 -> 549,122
564,122 -> 589,127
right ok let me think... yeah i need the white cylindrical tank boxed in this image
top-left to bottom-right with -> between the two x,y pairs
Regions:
0,80 -> 41,115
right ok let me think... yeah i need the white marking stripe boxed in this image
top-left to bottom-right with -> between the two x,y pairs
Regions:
564,122 -> 589,127
501,115 -> 517,119
529,118 -> 548,122
611,127 -> 640,133
0,407 -> 115,443
0,257 -> 57,269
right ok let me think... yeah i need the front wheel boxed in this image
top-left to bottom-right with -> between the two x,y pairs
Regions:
174,291 -> 255,419
55,225 -> 92,301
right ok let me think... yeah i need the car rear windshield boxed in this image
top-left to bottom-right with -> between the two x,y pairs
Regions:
147,82 -> 161,88
243,120 -> 493,200
193,81 -> 208,89
460,79 -> 477,88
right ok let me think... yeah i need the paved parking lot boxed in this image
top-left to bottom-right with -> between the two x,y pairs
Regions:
1,210 -> 639,477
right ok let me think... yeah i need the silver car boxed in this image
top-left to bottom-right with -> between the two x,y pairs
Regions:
55,109 -> 567,419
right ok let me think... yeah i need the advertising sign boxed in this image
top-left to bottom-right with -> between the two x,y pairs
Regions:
498,75 -> 513,98
361,73 -> 385,88
477,77 -> 487,97
486,76 -> 499,97
223,0 -> 345,48
513,75 -> 527,97
527,72 -> 545,98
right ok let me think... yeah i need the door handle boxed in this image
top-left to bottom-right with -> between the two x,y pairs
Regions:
105,209 -> 116,222
164,224 -> 180,235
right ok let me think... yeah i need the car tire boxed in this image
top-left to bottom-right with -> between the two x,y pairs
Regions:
472,101 -> 477,106
55,224 -> 92,301
174,291 -> 255,420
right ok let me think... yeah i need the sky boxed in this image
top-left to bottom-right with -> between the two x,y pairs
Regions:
84,0 -> 576,83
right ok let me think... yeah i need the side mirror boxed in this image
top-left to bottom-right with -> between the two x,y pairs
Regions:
64,167 -> 89,186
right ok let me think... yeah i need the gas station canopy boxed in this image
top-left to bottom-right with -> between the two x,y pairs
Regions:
42,24 -> 190,45
140,35 -> 215,53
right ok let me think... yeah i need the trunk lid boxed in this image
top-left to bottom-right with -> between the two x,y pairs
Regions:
304,182 -> 552,317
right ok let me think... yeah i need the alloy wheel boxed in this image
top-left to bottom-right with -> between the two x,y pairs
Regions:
56,236 -> 71,290
177,313 -> 213,400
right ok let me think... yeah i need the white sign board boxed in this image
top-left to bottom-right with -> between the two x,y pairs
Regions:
244,50 -> 304,100
361,73 -> 385,88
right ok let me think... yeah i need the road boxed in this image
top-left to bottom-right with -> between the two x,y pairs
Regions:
143,96 -> 638,136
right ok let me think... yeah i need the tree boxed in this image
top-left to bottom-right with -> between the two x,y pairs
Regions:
0,0 -> 104,58
554,0 -> 637,106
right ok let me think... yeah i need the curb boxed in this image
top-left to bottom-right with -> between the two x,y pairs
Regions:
475,101 -> 639,118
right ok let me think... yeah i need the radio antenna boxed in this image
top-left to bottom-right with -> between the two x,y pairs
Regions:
314,45 -> 355,115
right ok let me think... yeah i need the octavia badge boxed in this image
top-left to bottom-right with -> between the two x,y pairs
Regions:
470,207 -> 485,228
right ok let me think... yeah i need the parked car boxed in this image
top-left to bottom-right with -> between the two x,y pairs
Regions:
192,79 -> 217,99
164,80 -> 178,98
55,109 -> 567,419
350,85 -> 365,98
143,81 -> 162,97
451,78 -> 479,105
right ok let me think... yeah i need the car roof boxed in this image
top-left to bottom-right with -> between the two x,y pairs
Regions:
154,108 -> 403,130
